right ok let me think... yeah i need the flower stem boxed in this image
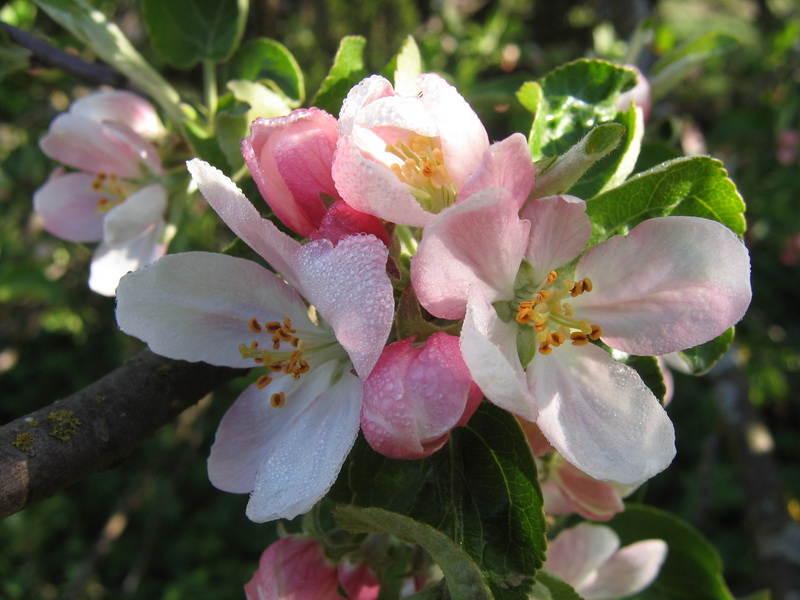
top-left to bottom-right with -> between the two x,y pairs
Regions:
203,60 -> 218,132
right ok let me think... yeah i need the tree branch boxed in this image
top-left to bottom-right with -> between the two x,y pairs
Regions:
1,21 -> 127,88
0,350 -> 245,521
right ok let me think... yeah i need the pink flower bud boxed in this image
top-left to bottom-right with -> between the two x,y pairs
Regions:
361,333 -> 482,459
244,536 -> 340,600
242,108 -> 341,237
338,560 -> 381,600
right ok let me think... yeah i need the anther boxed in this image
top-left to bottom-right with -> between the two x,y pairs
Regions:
256,375 -> 272,389
570,332 -> 589,346
270,392 -> 286,408
589,324 -> 602,340
545,270 -> 558,285
249,318 -> 262,333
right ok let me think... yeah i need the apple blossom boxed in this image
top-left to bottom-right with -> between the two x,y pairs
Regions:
413,192 -> 751,485
116,159 -> 393,522
34,90 -> 168,296
242,108 -> 389,244
244,536 -> 341,599
332,73 -> 534,226
360,333 -> 482,459
545,522 -> 668,600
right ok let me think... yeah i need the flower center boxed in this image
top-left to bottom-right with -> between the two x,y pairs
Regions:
92,172 -> 127,213
385,134 -> 456,213
515,270 -> 603,355
238,316 -> 311,407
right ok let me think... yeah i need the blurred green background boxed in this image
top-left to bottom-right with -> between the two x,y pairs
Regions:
1,0 -> 799,597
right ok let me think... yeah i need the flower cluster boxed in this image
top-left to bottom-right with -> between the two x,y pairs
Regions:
34,91 -> 170,296
108,71 -> 751,595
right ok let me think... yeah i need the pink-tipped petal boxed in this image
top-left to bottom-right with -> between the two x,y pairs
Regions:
116,252 -> 315,368
102,184 -> 167,246
520,194 -> 592,285
459,133 -> 535,209
186,159 -> 303,290
242,108 -> 339,237
70,90 -> 165,139
412,189 -> 530,320
573,216 -> 752,355
530,343 -> 675,486
417,73 -> 489,189
89,219 -> 166,296
461,288 -> 537,421
33,171 -> 106,242
292,235 -> 393,378
246,363 -> 363,522
555,460 -> 625,521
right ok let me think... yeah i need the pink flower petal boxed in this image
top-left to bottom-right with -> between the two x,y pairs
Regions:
546,522 -> 620,588
116,252 -> 316,368
555,460 -> 625,521
584,539 -> 667,600
573,216 -> 752,355
70,90 -> 165,139
461,288 -> 537,421
242,108 -> 339,237
520,194 -> 592,286
309,199 -> 390,247
530,343 -> 675,485
412,189 -> 530,320
247,362 -> 363,521
33,171 -> 106,242
459,133 -> 535,210
186,159 -> 303,290
292,234 -> 393,378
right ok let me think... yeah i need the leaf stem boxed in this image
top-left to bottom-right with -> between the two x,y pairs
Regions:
203,60 -> 218,132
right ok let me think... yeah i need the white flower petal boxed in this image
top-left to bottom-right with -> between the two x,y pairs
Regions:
89,219 -> 166,296
186,159 -> 303,290
103,184 -> 167,246
546,523 -> 620,589
293,235 -> 393,378
33,171 -> 106,242
246,363 -> 363,522
115,252 -> 317,367
530,343 -> 675,485
461,288 -> 537,421
574,216 -> 751,355
520,194 -> 591,285
583,539 -> 668,600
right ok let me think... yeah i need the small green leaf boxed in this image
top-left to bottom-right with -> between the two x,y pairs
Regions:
141,0 -> 248,68
677,328 -> 735,375
530,123 -> 625,198
650,32 -> 739,100
533,570 -> 585,600
516,81 -> 545,159
527,60 -> 637,159
607,504 -> 735,600
334,506 -> 493,600
585,156 -> 746,244
0,29 -> 30,82
183,120 -> 231,173
383,35 -> 421,94
228,38 -> 305,105
312,36 -> 368,116
32,0 -> 184,122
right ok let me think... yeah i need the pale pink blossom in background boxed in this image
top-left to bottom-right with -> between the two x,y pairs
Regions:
338,561 -> 381,600
413,192 -> 751,485
244,536 -> 340,600
545,523 -> 668,600
116,160 -> 393,522
360,333 -> 482,459
776,129 -> 799,166
616,65 -> 651,121
34,90 -> 168,296
332,73 -> 533,226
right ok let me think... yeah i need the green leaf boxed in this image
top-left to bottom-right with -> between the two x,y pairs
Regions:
312,35 -> 368,116
524,60 -> 637,159
0,28 -> 30,82
383,35 -> 421,94
585,156 -> 747,244
228,38 -> 305,105
334,506 -> 493,600
533,570 -> 585,600
330,403 -> 547,598
516,81 -> 545,159
530,123 -> 625,198
141,0 -> 248,68
183,120 -> 231,173
607,504 -> 734,600
32,0 -> 184,122
677,328 -> 735,375
650,32 -> 739,100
